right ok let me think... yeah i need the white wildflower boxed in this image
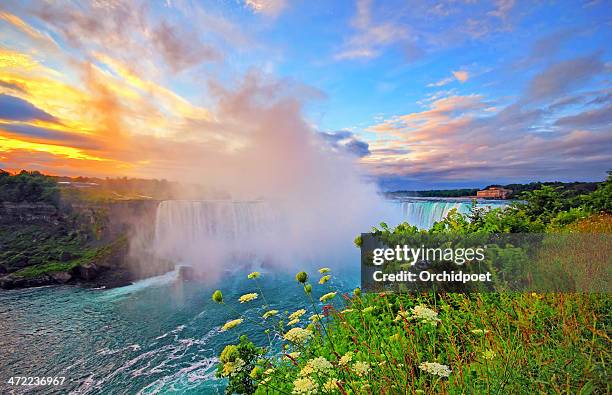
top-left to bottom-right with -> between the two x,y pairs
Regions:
284,327 -> 312,344
353,361 -> 370,377
411,305 -> 441,325
419,362 -> 451,377
292,377 -> 318,394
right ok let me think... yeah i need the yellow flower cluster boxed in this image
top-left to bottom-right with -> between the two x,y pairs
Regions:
221,357 -> 245,377
339,351 -> 353,366
318,267 -> 331,274
309,314 -> 323,322
247,271 -> 261,279
262,309 -> 279,319
352,361 -> 370,377
319,275 -> 331,284
319,292 -> 337,302
221,318 -> 243,331
292,377 -> 317,394
323,378 -> 338,391
239,293 -> 258,303
299,356 -> 333,376
289,309 -> 306,321
284,327 -> 312,344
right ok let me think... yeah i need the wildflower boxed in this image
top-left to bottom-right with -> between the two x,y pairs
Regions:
419,362 -> 451,378
389,333 -> 400,342
212,290 -> 223,303
304,284 -> 312,294
289,309 -> 307,321
219,344 -> 238,363
260,377 -> 271,385
264,368 -> 274,375
394,311 -> 409,322
239,293 -> 258,303
221,318 -> 243,331
353,288 -> 362,297
470,329 -> 490,335
411,305 -> 441,325
250,366 -> 263,379
296,271 -> 308,284
247,271 -> 261,279
287,318 -> 300,326
362,306 -> 375,314
339,351 -> 353,366
482,350 -> 496,360
262,310 -> 279,319
284,327 -> 313,344
353,361 -> 370,377
341,308 -> 354,314
292,377 -> 317,394
320,292 -> 337,302
319,267 -> 331,274
222,358 -> 245,377
309,314 -> 323,322
300,356 -> 333,376
323,378 -> 338,391
319,275 -> 331,284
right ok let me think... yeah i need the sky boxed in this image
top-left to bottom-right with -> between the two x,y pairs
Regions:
0,0 -> 610,190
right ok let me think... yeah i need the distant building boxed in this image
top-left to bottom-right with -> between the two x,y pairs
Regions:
476,186 -> 512,199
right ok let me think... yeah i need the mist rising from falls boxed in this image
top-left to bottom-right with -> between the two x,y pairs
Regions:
153,200 -> 283,273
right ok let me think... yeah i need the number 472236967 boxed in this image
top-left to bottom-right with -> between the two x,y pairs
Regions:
7,376 -> 66,386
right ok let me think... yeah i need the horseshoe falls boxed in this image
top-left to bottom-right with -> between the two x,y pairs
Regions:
0,197 -> 508,394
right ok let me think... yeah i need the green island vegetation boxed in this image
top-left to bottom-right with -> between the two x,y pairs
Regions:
388,180 -> 600,199
211,172 -> 611,394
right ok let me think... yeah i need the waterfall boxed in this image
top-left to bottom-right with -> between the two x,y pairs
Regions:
395,199 -> 507,229
153,200 -> 281,265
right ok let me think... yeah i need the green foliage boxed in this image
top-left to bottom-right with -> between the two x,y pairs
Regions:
11,236 -> 127,278
213,270 -> 611,394
216,335 -> 264,395
0,170 -> 60,205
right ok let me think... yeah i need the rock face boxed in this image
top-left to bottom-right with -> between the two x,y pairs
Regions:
0,199 -> 176,290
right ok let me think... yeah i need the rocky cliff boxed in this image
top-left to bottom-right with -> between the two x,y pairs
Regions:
0,199 -> 173,289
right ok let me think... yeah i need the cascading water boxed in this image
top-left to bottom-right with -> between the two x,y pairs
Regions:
153,200 -> 286,271
391,198 -> 508,229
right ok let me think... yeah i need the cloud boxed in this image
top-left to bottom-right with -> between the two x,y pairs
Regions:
320,131 -> 371,157
334,0 -> 408,60
363,78 -> 612,187
244,0 -> 288,17
0,124 -> 101,150
554,104 -> 612,127
0,94 -> 58,122
0,80 -> 27,93
427,70 -> 470,87
527,53 -> 605,101
452,70 -> 469,83
31,1 -> 224,74
152,21 -> 222,72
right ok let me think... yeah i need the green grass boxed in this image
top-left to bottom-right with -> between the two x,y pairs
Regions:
13,261 -> 81,278
215,275 -> 610,395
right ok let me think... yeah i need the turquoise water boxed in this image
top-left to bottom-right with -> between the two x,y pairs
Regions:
0,198 -> 509,394
0,269 -> 357,394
